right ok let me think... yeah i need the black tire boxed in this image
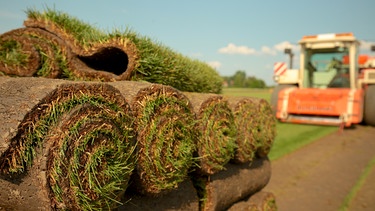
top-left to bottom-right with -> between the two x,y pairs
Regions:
364,85 -> 375,126
270,84 -> 296,115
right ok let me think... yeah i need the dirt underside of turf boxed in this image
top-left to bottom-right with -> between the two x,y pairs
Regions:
264,125 -> 375,211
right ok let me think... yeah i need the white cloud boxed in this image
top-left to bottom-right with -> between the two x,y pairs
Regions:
217,41 -> 299,57
274,41 -> 299,52
218,43 -> 256,55
261,46 -> 277,55
360,40 -> 375,51
207,61 -> 221,69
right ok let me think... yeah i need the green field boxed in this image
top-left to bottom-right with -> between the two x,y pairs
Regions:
223,88 -> 273,101
222,87 -> 338,160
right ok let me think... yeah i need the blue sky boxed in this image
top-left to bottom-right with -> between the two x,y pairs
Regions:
1,0 -> 374,85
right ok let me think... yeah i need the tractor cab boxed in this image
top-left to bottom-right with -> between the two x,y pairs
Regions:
298,33 -> 359,89
272,33 -> 365,127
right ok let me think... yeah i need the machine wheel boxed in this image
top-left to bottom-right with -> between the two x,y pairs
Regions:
364,85 -> 375,126
270,84 -> 296,115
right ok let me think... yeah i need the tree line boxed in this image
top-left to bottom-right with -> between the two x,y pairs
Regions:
222,70 -> 266,88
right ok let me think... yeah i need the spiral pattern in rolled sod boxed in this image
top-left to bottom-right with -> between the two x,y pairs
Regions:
185,93 -> 237,175
227,191 -> 277,211
256,99 -> 277,157
248,191 -> 277,211
24,18 -> 139,81
0,19 -> 138,81
226,97 -> 261,164
0,82 -> 137,210
131,84 -> 197,195
0,27 -> 66,78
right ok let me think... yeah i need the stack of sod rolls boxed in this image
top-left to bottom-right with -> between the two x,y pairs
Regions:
0,77 -> 199,210
0,77 -> 276,210
0,8 -> 278,211
0,8 -> 222,93
183,95 -> 276,211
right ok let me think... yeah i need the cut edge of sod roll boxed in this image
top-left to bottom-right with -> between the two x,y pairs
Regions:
130,84 -> 197,196
225,96 -> 262,164
184,92 -> 237,175
0,81 -> 137,210
256,98 -> 277,158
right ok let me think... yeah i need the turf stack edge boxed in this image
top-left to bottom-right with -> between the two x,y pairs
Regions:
0,77 -> 137,210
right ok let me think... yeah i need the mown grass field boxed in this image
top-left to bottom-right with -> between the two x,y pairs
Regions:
222,87 -> 338,160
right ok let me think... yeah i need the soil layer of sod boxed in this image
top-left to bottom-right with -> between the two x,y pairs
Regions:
192,157 -> 271,211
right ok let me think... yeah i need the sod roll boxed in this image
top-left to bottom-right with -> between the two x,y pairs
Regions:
0,77 -> 137,210
119,179 -> 199,211
225,96 -> 262,164
247,191 -> 277,211
0,19 -> 137,81
227,201 -> 258,211
184,92 -> 237,175
224,96 -> 277,163
111,82 -> 197,196
256,99 -> 277,158
193,157 -> 271,211
227,191 -> 277,211
0,8 -> 223,93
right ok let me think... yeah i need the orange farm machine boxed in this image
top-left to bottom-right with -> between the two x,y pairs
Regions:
271,33 -> 375,127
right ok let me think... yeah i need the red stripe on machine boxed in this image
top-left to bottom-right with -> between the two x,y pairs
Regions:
274,62 -> 287,75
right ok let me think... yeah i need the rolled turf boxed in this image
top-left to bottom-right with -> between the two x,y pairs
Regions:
0,16 -> 137,81
0,8 -> 222,93
193,157 -> 271,211
111,82 -> 197,196
0,77 -> 137,210
227,191 -> 277,211
119,179 -> 199,211
256,98 -> 277,158
184,92 -> 237,175
224,96 -> 277,163
225,96 -> 262,164
0,77 -> 277,209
